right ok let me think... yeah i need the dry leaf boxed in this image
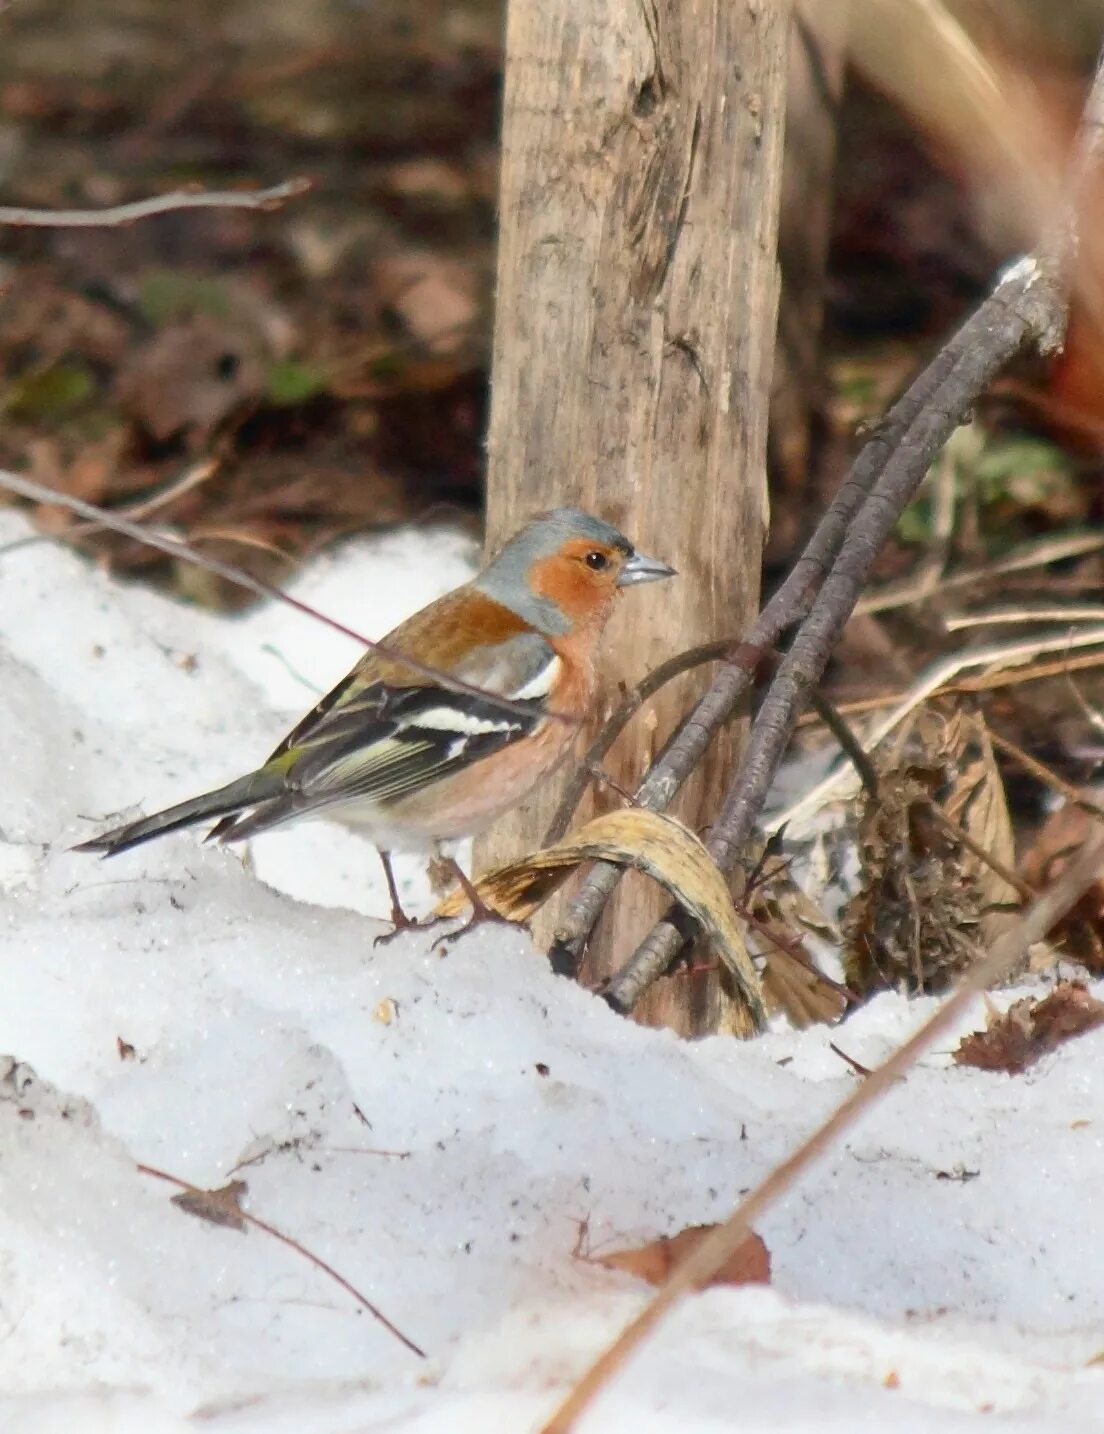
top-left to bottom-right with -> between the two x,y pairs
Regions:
954,980 -> 1104,1074
940,709 -> 1018,944
117,315 -> 266,446
744,848 -> 847,1028
588,1225 -> 770,1290
845,706 -> 1017,995
171,1179 -> 249,1233
1020,803 -> 1104,972
436,809 -> 766,1035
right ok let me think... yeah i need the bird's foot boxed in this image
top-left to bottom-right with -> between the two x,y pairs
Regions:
432,858 -> 518,951
372,848 -> 431,947
434,903 -> 517,950
373,907 -> 435,948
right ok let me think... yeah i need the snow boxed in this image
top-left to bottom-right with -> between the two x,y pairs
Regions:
0,508 -> 1103,1431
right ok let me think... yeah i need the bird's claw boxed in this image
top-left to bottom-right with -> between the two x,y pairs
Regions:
432,901 -> 518,952
373,910 -> 434,948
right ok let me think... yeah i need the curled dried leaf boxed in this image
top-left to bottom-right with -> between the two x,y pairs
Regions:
437,809 -> 766,1034
1020,802 -> 1104,971
954,980 -> 1104,1074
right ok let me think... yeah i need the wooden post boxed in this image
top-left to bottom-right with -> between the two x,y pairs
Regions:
479,0 -> 791,1035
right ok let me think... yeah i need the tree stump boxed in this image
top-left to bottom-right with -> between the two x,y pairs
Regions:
479,0 -> 792,1035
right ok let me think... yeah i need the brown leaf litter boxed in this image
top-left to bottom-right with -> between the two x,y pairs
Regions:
954,980 -> 1104,1074
844,706 -> 1019,995
583,1225 -> 771,1291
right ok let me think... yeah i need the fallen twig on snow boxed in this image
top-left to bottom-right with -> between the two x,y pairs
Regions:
136,1160 -> 425,1358
540,827 -> 1104,1432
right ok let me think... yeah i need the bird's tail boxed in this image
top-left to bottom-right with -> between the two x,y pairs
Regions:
74,767 -> 287,857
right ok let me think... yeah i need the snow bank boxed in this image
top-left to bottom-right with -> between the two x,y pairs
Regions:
0,510 -> 1102,1431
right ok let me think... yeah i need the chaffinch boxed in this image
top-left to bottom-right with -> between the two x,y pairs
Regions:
77,508 -> 675,924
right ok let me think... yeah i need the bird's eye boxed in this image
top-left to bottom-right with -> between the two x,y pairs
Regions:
584,550 -> 610,571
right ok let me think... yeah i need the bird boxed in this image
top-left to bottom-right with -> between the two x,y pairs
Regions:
76,507 -> 676,931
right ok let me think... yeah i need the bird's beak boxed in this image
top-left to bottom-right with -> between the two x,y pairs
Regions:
617,549 -> 677,587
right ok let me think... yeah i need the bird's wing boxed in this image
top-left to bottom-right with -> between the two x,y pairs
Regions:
270,630 -> 562,809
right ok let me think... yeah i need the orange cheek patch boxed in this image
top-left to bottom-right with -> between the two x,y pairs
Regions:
529,553 -> 615,622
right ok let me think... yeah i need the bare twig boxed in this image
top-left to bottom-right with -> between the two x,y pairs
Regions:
136,1161 -> 425,1358
545,639 -> 740,845
0,177 -> 312,228
946,606 -> 1104,629
0,459 -> 221,558
604,255 -> 1066,1001
0,469 -> 575,726
795,644 -> 1104,731
541,829 -> 1104,1432
857,531 -> 1104,617
988,728 -> 1104,815
771,623 -> 1104,836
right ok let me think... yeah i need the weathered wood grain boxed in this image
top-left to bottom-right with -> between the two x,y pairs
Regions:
480,0 -> 792,1033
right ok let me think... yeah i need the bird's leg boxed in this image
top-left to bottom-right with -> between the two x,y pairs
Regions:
378,849 -> 411,927
373,849 -> 427,946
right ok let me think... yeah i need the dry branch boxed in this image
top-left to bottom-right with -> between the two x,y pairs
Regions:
614,254 -> 1067,1000
0,177 -> 311,227
0,469 -> 575,727
551,253 -> 1066,983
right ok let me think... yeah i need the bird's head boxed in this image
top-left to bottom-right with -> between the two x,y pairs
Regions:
476,507 -> 676,635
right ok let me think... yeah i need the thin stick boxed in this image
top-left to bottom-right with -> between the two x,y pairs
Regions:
946,606 -> 1104,629
544,639 -> 739,845
796,645 -> 1104,728
988,727 -> 1104,814
608,254 -> 1066,1001
857,531 -> 1104,616
0,177 -> 312,228
770,623 -> 1104,836
540,830 -> 1104,1433
0,459 -> 220,556
961,647 -> 1104,692
0,468 -> 574,726
136,1161 -> 425,1358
